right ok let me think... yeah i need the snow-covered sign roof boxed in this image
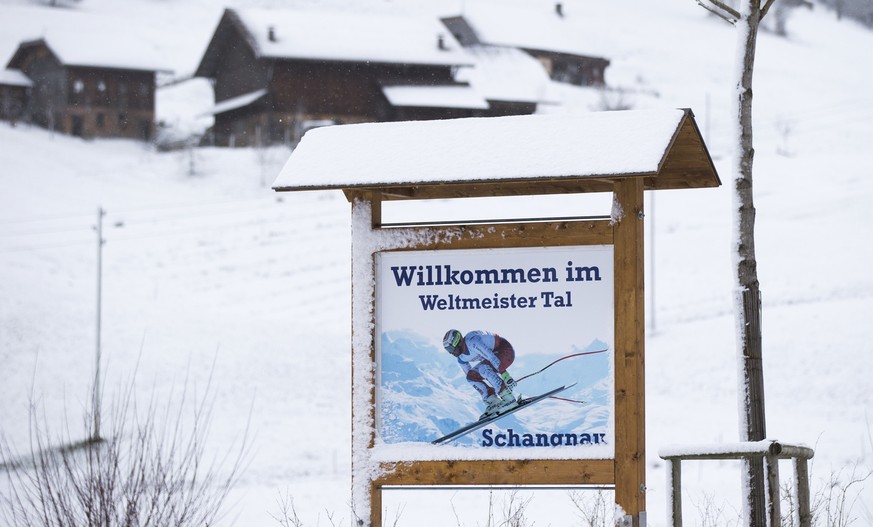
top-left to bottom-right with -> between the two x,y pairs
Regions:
381,85 -> 489,110
9,34 -> 171,73
455,45 -> 551,104
273,108 -> 720,199
0,68 -> 32,87
229,8 -> 473,67
199,89 -> 267,117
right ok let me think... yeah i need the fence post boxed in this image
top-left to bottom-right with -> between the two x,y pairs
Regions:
765,455 -> 781,527
794,457 -> 811,527
667,458 -> 682,527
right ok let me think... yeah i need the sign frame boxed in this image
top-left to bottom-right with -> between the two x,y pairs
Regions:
350,180 -> 645,526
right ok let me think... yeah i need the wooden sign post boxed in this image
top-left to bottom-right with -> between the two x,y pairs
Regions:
274,109 -> 720,527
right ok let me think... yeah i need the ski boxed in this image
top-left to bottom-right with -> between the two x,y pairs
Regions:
432,384 -> 575,445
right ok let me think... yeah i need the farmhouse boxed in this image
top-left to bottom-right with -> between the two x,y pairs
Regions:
0,68 -> 31,124
451,43 -> 551,116
195,8 -> 489,147
442,2 -> 610,87
6,36 -> 168,141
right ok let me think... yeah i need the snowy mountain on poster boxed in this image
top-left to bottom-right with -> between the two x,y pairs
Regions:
378,330 -> 611,446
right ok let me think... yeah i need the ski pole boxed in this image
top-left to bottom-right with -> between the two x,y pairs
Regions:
516,348 -> 608,383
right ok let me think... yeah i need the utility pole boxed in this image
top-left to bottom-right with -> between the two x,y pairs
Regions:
92,206 -> 105,442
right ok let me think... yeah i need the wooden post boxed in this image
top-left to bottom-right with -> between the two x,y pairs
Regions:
613,178 -> 646,525
350,192 -> 382,527
795,457 -> 811,527
369,192 -> 382,527
667,459 -> 682,527
765,455 -> 781,527
740,287 -> 767,527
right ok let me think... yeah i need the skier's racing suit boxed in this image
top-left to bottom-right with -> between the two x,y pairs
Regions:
454,330 -> 516,401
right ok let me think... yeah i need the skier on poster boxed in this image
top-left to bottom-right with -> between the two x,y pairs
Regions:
442,329 -> 521,419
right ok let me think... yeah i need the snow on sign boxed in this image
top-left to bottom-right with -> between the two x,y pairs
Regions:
374,245 -> 615,457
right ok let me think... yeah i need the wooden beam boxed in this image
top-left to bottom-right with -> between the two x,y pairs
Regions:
336,178 -> 623,202
668,459 -> 682,527
389,220 -> 613,250
350,195 -> 380,527
377,459 -> 615,486
612,178 -> 646,524
653,113 -> 721,190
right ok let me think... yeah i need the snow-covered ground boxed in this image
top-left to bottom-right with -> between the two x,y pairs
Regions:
1,0 -> 872,525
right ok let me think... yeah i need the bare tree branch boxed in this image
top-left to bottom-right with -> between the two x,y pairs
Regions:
761,0 -> 778,19
1,368 -> 251,527
696,0 -> 739,24
710,0 -> 742,19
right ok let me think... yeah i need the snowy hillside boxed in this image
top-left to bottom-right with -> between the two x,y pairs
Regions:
1,0 -> 872,525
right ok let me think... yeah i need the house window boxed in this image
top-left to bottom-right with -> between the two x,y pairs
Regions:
70,78 -> 85,104
96,112 -> 105,129
118,112 -> 128,130
97,80 -> 109,104
116,81 -> 129,110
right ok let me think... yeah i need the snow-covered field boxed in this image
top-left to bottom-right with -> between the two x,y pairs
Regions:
1,0 -> 872,525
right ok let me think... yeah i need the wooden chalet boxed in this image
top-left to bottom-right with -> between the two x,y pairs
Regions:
447,36 -> 551,116
0,68 -> 32,124
195,8 -> 488,147
6,37 -> 168,141
442,3 -> 610,88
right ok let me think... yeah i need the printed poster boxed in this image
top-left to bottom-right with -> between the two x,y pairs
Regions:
375,245 -> 614,455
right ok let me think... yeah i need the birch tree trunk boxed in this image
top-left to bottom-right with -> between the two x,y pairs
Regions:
733,3 -> 768,526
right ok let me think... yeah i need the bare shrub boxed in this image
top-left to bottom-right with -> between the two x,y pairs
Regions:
569,488 -> 614,527
781,463 -> 872,527
0,368 -> 250,526
689,491 -> 742,527
448,489 -> 533,527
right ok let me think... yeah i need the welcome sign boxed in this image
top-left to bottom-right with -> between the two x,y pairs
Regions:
374,245 -> 615,456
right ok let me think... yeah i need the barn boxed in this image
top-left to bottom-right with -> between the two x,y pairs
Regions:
6,36 -> 168,141
195,8 -> 490,147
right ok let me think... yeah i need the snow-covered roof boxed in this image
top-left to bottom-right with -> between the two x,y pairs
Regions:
381,85 -> 489,110
455,45 -> 551,104
10,34 -> 170,73
0,68 -> 32,87
200,88 -> 267,117
273,108 -> 720,197
457,1 -> 609,58
230,8 -> 473,67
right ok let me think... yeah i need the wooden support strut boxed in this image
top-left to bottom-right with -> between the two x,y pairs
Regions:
612,178 -> 647,525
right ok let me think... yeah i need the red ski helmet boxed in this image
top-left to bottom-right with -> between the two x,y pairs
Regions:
443,329 -> 463,356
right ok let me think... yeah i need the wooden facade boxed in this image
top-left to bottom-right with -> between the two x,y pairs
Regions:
196,9 -> 487,147
6,39 -> 159,141
527,48 -> 609,87
0,69 -> 31,123
442,15 -> 610,88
